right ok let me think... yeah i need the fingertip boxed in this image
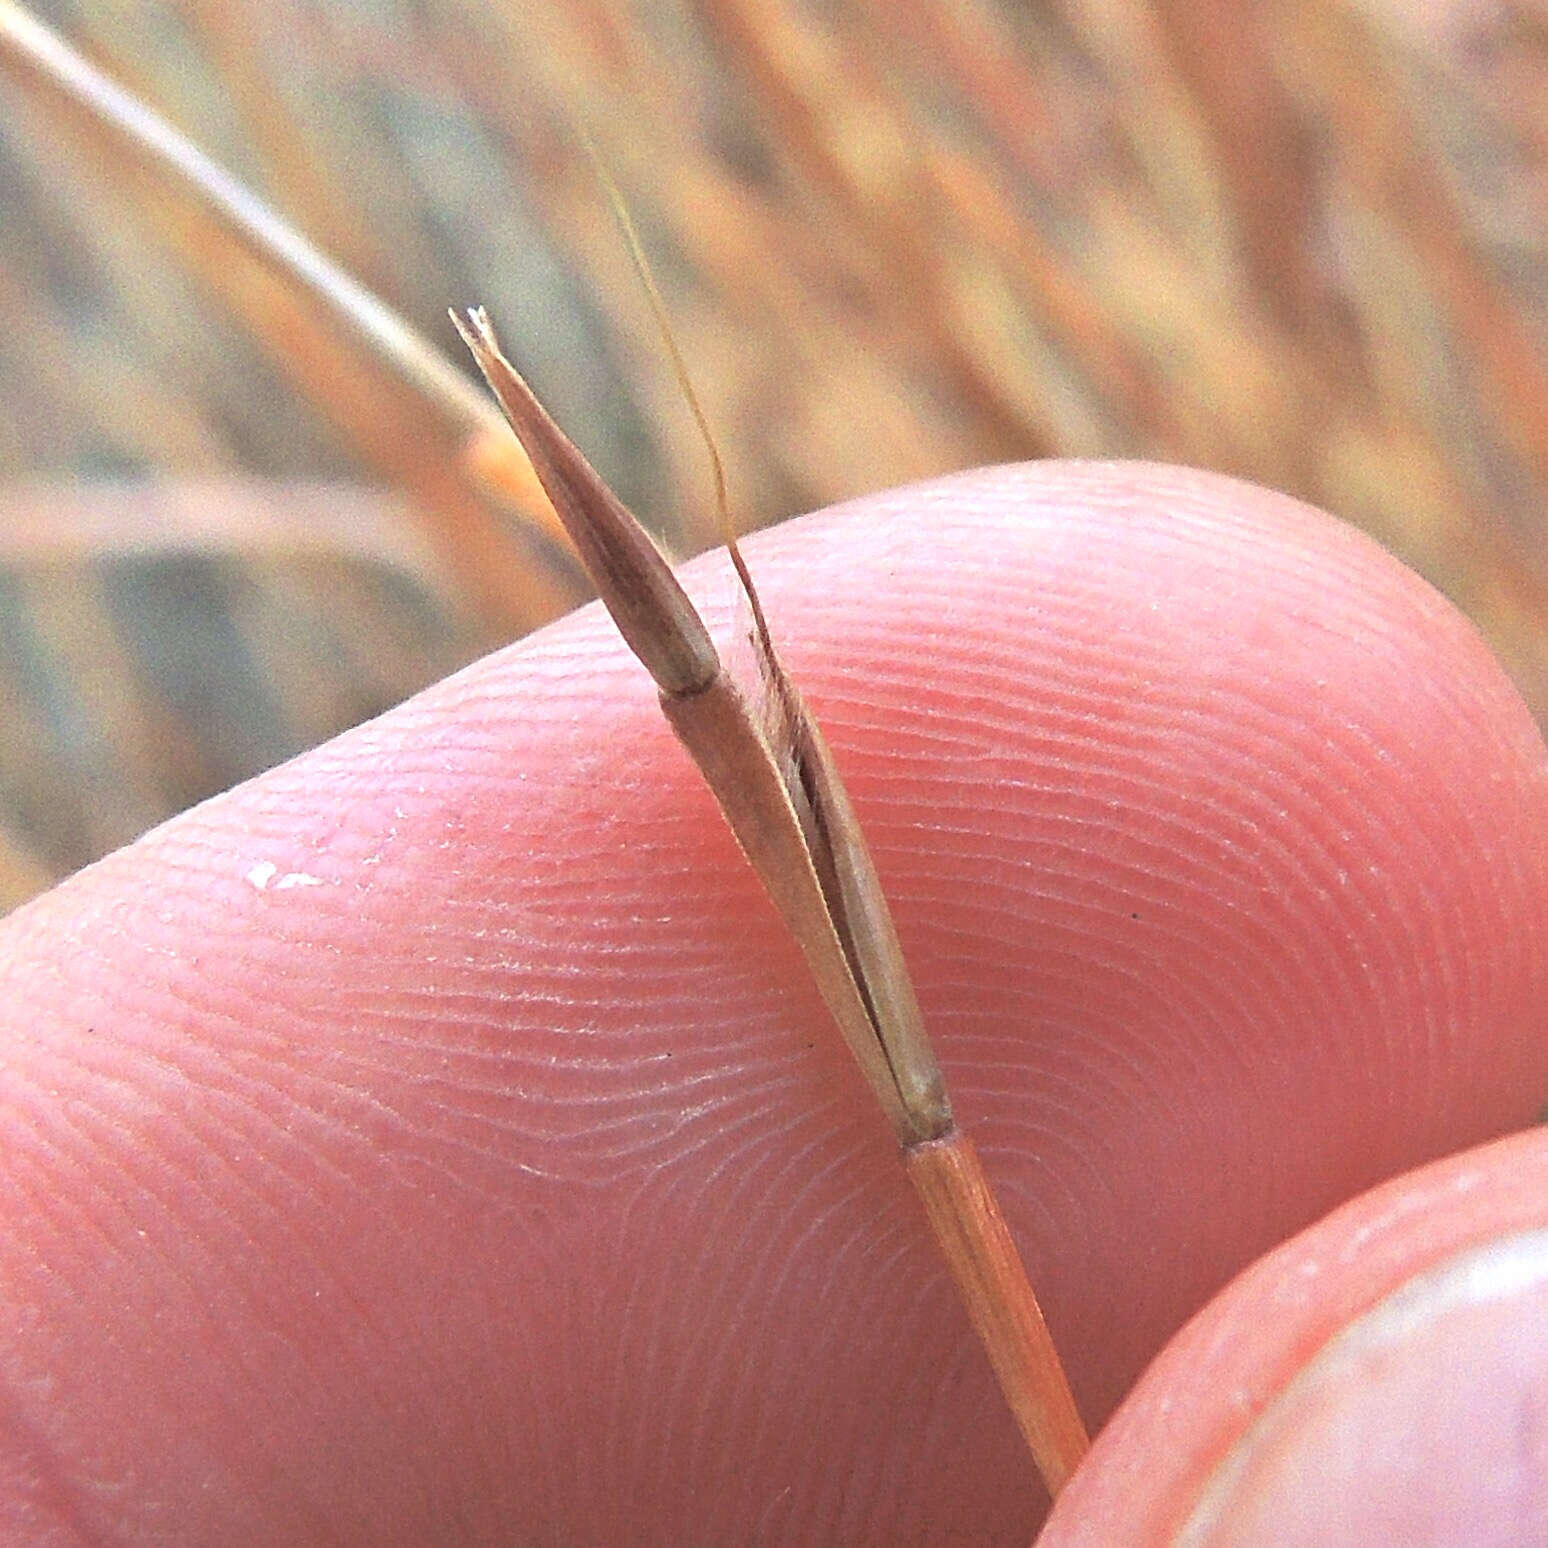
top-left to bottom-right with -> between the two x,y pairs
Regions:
741,461 -> 1548,1419
1,461 -> 1544,1546
1040,1128 -> 1548,1548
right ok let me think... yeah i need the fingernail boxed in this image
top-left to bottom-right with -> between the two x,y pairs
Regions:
1177,1227 -> 1548,1547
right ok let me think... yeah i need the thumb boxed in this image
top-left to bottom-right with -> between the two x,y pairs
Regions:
1,462 -> 1544,1547
1038,1125 -> 1548,1548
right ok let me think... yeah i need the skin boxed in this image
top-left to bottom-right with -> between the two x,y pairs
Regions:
1041,1125 -> 1548,1547
0,461 -> 1545,1546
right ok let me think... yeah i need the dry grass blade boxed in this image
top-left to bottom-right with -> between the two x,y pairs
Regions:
0,0 -> 572,579
454,305 -> 1090,1496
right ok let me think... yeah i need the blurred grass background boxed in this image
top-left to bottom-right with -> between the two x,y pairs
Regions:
2,0 -> 1548,912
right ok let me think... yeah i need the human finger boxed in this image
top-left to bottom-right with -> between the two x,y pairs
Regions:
1,461 -> 1543,1545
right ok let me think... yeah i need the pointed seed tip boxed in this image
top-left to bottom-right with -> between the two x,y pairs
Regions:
450,308 -> 477,350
